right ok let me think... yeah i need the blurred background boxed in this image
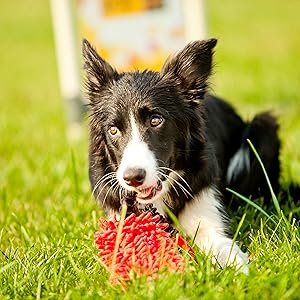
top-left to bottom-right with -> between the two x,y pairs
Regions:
0,0 -> 300,214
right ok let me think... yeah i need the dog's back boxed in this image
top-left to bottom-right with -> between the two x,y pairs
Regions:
203,94 -> 280,205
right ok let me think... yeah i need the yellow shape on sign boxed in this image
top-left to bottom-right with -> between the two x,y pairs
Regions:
102,0 -> 162,17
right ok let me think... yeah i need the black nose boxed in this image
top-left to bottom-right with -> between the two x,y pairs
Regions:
123,168 -> 146,187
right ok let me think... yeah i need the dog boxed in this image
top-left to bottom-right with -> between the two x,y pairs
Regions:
82,38 -> 280,274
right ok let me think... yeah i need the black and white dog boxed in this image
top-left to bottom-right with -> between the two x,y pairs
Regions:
82,38 -> 280,273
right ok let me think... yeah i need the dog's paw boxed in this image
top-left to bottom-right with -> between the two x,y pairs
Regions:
214,243 -> 249,274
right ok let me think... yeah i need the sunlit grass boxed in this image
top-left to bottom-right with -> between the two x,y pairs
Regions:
0,0 -> 300,299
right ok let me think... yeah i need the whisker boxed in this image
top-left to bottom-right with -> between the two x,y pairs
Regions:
95,177 -> 117,202
157,171 -> 180,197
170,176 -> 193,198
118,186 -> 123,201
92,176 -> 114,199
159,166 -> 192,192
92,172 -> 116,195
155,177 -> 175,210
159,168 -> 193,198
102,179 -> 119,208
167,175 -> 190,198
112,181 -> 121,198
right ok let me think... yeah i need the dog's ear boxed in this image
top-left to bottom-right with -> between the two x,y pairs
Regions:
161,39 -> 217,103
82,39 -> 117,94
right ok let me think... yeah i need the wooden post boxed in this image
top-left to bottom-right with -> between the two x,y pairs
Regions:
182,0 -> 207,41
50,0 -> 83,140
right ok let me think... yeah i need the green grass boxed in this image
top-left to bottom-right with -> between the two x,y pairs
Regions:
0,0 -> 300,299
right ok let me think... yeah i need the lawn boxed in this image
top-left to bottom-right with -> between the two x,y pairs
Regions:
0,1 -> 299,299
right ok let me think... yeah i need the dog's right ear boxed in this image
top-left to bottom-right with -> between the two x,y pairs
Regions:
82,39 -> 117,92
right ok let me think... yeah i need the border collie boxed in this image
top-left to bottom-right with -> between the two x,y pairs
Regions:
82,38 -> 280,274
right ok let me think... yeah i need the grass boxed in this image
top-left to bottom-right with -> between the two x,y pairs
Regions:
0,0 -> 300,299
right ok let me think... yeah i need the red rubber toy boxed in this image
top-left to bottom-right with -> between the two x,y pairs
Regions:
95,210 -> 192,285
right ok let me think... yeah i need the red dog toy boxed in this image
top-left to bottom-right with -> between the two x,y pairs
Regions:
95,208 -> 192,285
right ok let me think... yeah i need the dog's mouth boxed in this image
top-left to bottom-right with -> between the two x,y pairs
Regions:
135,181 -> 163,201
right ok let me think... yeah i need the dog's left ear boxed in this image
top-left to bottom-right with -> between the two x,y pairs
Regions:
161,39 -> 217,103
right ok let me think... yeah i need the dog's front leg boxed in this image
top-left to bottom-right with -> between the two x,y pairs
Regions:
178,187 -> 249,274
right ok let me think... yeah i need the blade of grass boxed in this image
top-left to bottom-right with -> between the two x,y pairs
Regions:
0,261 -> 16,273
110,204 -> 127,280
226,213 -> 246,270
232,213 -> 246,244
70,150 -> 79,200
247,139 -> 281,215
163,205 -> 184,233
36,272 -> 42,300
226,188 -> 275,223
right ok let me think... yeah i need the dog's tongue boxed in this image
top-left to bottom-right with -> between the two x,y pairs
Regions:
136,187 -> 154,199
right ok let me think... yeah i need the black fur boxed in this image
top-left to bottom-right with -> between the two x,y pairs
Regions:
83,38 -> 280,215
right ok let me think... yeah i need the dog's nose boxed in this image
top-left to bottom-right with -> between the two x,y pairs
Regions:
123,168 -> 146,187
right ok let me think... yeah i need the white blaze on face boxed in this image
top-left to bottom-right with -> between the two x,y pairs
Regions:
117,114 -> 158,190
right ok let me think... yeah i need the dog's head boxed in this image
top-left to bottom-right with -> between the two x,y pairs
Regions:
83,39 -> 217,211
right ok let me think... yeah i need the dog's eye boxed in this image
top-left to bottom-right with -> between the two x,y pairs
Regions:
108,126 -> 120,137
150,116 -> 164,127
